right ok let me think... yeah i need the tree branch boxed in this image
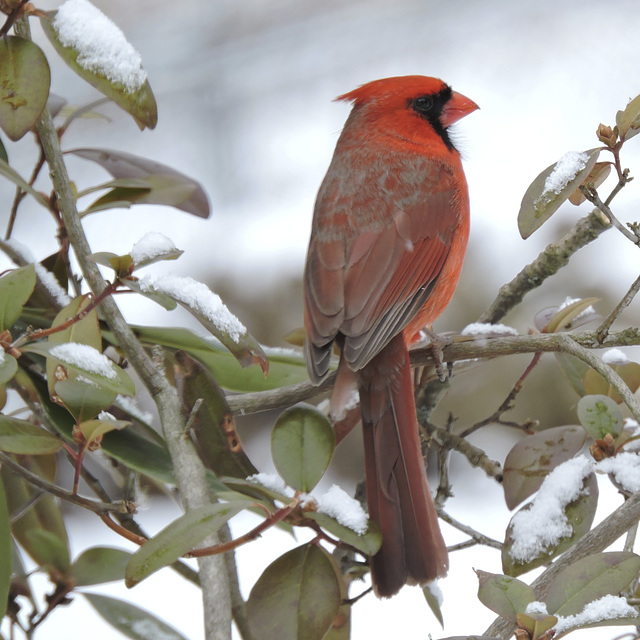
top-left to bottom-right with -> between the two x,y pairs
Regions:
14,17 -> 233,640
478,209 -> 610,324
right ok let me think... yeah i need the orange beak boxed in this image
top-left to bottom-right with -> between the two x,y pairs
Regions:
440,91 -> 479,128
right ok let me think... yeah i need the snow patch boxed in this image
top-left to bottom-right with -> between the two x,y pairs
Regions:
53,0 -> 147,93
508,456 -> 593,563
316,484 -> 368,534
49,342 -> 117,379
554,594 -> 637,634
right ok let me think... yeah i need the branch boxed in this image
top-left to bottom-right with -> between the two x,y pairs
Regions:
227,329 -> 640,416
420,421 -> 503,481
14,18 -> 233,640
478,209 -> 610,324
0,451 -> 129,514
437,507 -> 502,550
483,489 -> 640,639
596,272 -> 640,342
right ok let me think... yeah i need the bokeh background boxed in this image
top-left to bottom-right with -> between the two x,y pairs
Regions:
3,0 -> 640,638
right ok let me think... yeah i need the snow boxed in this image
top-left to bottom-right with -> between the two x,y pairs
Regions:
553,594 -> 637,635
316,484 -> 368,534
525,601 -> 549,615
49,342 -> 118,379
34,263 -> 71,307
0,346 -> 5,367
537,151 -> 590,203
140,274 -> 246,342
53,0 -> 147,93
597,452 -> 640,493
601,348 -> 630,365
247,473 -> 293,497
508,456 -> 593,563
115,394 -> 153,425
461,322 -> 518,337
129,232 -> 178,265
425,581 -> 443,607
97,411 -> 117,422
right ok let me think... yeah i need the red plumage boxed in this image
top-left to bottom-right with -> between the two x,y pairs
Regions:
304,75 -> 478,597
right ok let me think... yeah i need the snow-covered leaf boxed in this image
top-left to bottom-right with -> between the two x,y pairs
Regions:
503,426 -> 587,510
305,511 -> 381,555
41,6 -> 157,130
518,149 -> 600,239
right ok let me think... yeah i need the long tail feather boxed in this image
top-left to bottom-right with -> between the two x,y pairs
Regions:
358,333 -> 448,597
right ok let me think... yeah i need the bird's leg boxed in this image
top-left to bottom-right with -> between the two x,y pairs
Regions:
423,326 -> 453,382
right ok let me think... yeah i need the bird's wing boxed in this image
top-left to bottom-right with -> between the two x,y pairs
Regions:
304,148 -> 464,378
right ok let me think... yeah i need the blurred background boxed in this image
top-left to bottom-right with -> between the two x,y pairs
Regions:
3,0 -> 640,638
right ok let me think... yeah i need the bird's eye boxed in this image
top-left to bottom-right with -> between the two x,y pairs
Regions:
414,95 -> 434,111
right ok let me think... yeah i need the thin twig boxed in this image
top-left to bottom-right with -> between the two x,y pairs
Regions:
420,421 -> 503,481
0,451 -> 129,514
436,507 -> 502,549
459,352 -> 542,438
596,272 -> 640,343
580,186 -> 640,245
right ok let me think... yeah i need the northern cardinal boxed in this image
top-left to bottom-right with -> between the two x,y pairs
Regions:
304,76 -> 478,597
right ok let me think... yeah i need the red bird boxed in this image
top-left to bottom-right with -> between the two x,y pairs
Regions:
304,75 -> 478,597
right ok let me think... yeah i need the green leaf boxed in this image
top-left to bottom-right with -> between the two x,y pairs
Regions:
272,404 -> 335,492
0,475 -> 10,620
583,361 -> 640,404
544,297 -> 600,334
23,527 -> 71,574
45,294 -> 102,397
0,264 -> 36,331
616,94 -> 640,141
476,571 -> 536,623
24,341 -> 135,396
422,583 -> 444,627
247,543 -> 341,640
175,352 -> 258,478
68,148 -> 209,217
120,325 -> 309,392
518,149 -> 600,239
84,593 -> 188,640
555,352 -> 590,397
0,416 -> 63,454
125,501 -> 247,587
0,351 -> 17,385
503,426 -> 587,510
79,416 -> 129,448
0,36 -> 51,141
71,546 -> 132,586
40,13 -> 157,130
25,368 -> 175,484
54,379 -> 117,424
577,394 -> 624,439
304,512 -> 382,555
515,613 -> 558,638
0,157 -> 49,208
546,552 -> 640,616
502,473 -> 598,577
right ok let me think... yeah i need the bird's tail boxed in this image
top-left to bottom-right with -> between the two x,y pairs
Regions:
358,333 -> 448,597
